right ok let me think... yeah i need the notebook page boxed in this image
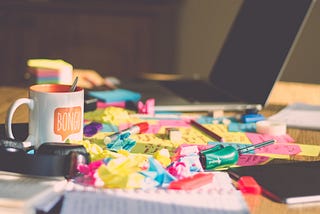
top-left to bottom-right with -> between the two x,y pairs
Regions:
0,172 -> 66,213
61,172 -> 249,214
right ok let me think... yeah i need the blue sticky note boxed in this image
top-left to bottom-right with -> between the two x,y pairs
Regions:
197,116 -> 215,124
106,133 -> 136,152
101,124 -> 118,132
197,116 -> 238,124
241,113 -> 265,123
88,89 -> 141,103
228,122 -> 256,132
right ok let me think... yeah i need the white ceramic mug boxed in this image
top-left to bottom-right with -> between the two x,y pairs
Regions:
5,84 -> 84,148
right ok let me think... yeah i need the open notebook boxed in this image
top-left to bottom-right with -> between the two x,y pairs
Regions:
0,171 -> 66,214
122,0 -> 315,112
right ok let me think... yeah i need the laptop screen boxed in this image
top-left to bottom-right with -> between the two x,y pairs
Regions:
209,0 -> 313,105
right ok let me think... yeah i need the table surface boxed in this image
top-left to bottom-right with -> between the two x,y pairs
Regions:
1,81 -> 320,214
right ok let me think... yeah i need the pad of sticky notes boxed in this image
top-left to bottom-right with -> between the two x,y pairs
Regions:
27,59 -> 73,85
88,89 -> 141,103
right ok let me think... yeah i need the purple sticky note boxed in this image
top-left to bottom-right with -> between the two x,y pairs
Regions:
237,154 -> 271,166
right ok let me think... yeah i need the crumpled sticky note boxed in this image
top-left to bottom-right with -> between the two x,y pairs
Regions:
140,157 -> 176,187
97,155 -> 148,188
106,132 -> 136,152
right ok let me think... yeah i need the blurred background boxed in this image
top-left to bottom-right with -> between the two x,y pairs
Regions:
0,0 -> 319,86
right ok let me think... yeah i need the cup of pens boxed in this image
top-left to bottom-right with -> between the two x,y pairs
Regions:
5,81 -> 84,148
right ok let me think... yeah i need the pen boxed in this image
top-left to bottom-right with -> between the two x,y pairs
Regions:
238,139 -> 276,154
69,76 -> 78,92
189,119 -> 224,142
103,122 -> 149,144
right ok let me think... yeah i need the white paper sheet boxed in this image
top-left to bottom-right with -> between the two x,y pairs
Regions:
268,103 -> 320,130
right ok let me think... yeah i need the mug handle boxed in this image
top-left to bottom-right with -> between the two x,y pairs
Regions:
5,98 -> 34,140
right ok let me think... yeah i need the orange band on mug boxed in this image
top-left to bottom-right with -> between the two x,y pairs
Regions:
30,84 -> 82,93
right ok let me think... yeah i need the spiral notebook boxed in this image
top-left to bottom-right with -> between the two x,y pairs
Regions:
60,172 -> 249,214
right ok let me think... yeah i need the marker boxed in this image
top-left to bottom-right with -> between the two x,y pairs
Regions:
190,119 -> 224,142
103,122 -> 149,144
237,176 -> 261,194
168,173 -> 214,190
238,139 -> 276,154
199,139 -> 276,170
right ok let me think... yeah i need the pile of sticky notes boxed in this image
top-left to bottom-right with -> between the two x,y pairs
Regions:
27,59 -> 73,84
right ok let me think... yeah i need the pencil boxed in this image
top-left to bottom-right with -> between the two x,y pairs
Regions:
189,119 -> 224,142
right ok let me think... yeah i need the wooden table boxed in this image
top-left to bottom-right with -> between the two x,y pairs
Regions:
1,81 -> 320,214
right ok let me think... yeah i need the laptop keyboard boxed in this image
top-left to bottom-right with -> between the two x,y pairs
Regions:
160,80 -> 233,102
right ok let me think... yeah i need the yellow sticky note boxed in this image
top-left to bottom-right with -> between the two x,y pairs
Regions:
258,153 -> 290,160
84,107 -> 137,125
27,59 -> 72,70
131,134 -> 177,155
222,132 -> 251,144
256,144 -> 320,159
296,144 -> 320,157
205,124 -> 229,135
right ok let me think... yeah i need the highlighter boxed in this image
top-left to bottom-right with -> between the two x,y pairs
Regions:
199,140 -> 275,170
199,145 -> 239,170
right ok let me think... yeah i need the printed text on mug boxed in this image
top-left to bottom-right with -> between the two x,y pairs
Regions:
54,106 -> 82,141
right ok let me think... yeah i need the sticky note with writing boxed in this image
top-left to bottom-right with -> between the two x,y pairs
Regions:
246,132 -> 294,144
255,143 -> 301,155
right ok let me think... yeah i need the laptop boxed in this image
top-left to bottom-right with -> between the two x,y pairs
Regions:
122,0 -> 315,112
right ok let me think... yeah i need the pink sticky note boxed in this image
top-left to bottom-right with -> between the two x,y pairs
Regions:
246,132 -> 294,144
146,124 -> 161,134
237,154 -> 270,166
137,98 -> 155,114
97,101 -> 126,108
255,143 -> 301,155
159,120 -> 189,127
